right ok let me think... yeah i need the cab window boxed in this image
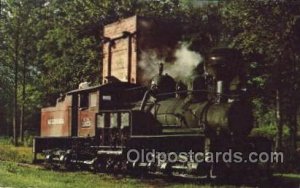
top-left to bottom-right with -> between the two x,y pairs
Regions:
79,93 -> 89,108
97,112 -> 130,128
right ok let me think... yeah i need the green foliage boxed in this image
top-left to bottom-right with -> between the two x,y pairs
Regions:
251,125 -> 290,140
35,0 -> 100,105
220,1 -> 300,152
23,130 -> 34,147
0,137 -> 14,145
221,1 -> 300,94
0,142 -> 32,163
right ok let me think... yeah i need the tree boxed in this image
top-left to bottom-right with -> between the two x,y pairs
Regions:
221,0 -> 300,155
1,0 -> 46,143
2,0 -> 22,145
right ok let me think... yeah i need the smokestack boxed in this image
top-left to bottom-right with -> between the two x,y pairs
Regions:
159,63 -> 164,76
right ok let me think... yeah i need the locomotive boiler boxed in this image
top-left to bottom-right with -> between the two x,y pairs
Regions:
142,50 -> 253,138
33,16 -> 271,180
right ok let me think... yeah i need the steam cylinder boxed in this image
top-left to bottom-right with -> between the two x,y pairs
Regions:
153,98 -> 253,137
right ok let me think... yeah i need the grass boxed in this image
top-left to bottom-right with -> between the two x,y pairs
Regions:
2,160 -> 300,188
0,161 -> 143,188
0,161 -> 217,188
0,137 -> 33,163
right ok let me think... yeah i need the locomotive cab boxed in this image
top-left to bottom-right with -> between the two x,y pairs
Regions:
96,110 -> 161,146
34,81 -> 147,160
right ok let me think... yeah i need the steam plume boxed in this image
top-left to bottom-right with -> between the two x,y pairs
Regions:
138,42 -> 203,83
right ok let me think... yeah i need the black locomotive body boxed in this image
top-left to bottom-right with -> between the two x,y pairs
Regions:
33,47 -> 271,179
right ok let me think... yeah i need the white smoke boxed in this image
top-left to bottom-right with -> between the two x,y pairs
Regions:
138,42 -> 203,83
164,43 -> 203,80
139,50 -> 164,82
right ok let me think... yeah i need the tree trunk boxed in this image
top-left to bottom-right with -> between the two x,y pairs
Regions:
275,89 -> 282,152
13,34 -> 19,146
20,58 -> 26,142
289,52 -> 298,156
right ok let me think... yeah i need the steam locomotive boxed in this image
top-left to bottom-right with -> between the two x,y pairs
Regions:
33,16 -> 271,179
33,48 -> 271,178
